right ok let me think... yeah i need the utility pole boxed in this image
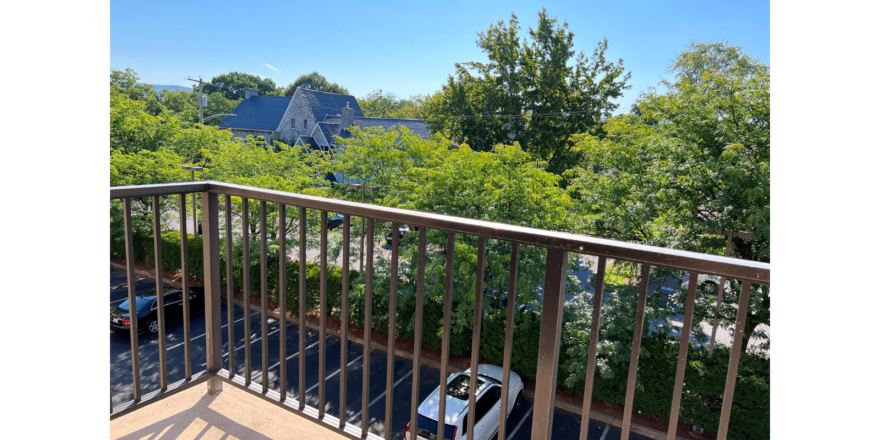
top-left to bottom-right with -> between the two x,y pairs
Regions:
707,229 -> 752,357
187,77 -> 215,126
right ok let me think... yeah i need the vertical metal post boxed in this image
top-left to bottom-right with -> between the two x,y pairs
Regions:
667,271 -> 699,440
529,248 -> 568,440
579,256 -> 607,440
716,282 -> 752,440
709,232 -> 734,357
498,243 -> 519,440
437,232 -> 456,440
242,198 -> 252,386
191,173 -> 198,236
151,195 -> 168,391
202,191 -> 223,395
279,204 -> 287,401
298,207 -> 307,409
339,215 -> 351,428
180,195 -> 192,381
224,195 -> 234,380
260,201 -> 269,394
384,222 -> 400,440
319,211 -> 329,418
466,237 -> 487,440
620,263 -> 652,438
408,228 -> 427,440
361,219 -> 375,435
122,198 -> 141,403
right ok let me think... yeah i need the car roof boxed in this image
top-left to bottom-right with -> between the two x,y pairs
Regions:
417,371 -> 499,425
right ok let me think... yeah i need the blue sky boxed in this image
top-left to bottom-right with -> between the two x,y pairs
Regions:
111,0 -> 769,112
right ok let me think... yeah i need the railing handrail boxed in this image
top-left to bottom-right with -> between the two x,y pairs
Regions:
110,180 -> 770,283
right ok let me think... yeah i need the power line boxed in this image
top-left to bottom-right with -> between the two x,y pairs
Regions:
429,110 -> 628,120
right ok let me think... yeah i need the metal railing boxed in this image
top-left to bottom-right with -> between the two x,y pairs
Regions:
110,181 -> 770,440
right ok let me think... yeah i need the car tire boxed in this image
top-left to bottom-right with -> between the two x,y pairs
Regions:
701,280 -> 719,294
147,320 -> 159,334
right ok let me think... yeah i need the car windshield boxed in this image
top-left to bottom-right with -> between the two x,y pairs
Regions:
446,374 -> 487,400
117,296 -> 153,312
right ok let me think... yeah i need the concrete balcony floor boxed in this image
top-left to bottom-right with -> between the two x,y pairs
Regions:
111,384 -> 349,440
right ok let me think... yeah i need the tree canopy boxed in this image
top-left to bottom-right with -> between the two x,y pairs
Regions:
425,9 -> 630,175
204,71 -> 279,100
282,71 -> 350,96
359,89 -> 432,119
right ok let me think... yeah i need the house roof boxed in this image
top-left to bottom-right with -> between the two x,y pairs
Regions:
295,135 -> 318,149
298,88 -> 364,120
317,122 -> 339,143
218,96 -> 291,131
322,116 -> 432,141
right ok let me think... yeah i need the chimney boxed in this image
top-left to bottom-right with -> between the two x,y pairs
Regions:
244,87 -> 258,99
340,102 -> 354,129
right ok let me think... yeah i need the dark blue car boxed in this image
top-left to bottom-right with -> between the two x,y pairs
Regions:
111,286 -> 204,334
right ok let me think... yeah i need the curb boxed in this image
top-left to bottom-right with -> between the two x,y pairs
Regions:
111,261 -> 690,440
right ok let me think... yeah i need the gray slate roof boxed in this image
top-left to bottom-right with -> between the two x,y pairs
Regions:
218,96 -> 291,131
298,88 -> 364,120
317,122 -> 339,144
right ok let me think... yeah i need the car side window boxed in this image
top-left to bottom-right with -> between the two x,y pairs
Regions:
165,292 -> 183,305
474,385 -> 502,424
149,300 -> 158,310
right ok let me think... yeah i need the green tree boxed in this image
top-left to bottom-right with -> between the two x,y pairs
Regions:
282,71 -> 350,96
111,68 -> 165,115
359,89 -> 432,119
204,92 -> 242,126
565,41 -> 770,353
204,72 -> 279,100
331,127 -> 572,352
425,9 -> 630,175
159,89 -> 199,123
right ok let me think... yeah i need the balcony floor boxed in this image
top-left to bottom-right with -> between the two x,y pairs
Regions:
110,383 -> 349,440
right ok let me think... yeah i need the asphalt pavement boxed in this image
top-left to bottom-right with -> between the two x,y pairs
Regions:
110,266 -> 650,440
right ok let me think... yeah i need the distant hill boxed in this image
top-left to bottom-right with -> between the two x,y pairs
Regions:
147,84 -> 193,93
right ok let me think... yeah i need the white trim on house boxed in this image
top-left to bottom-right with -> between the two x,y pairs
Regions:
311,126 -> 331,149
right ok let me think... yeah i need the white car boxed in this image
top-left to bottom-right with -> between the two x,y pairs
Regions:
405,364 -> 524,440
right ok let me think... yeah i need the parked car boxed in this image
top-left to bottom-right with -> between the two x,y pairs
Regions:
386,224 -> 411,244
111,287 -> 205,334
327,213 -> 344,230
405,364 -> 524,440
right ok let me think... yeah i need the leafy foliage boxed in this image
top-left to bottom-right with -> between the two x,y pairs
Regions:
425,9 -> 630,175
359,89 -> 433,119
282,71 -> 350,96
204,71 -> 279,100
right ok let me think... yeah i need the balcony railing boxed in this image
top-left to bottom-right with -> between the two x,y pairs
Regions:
109,181 -> 770,440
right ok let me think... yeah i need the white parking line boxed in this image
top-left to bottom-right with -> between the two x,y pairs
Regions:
507,406 -> 533,440
166,313 -> 249,351
598,424 -> 610,440
346,368 -> 414,423
248,337 -> 324,380
109,297 -> 127,304
304,353 -> 366,394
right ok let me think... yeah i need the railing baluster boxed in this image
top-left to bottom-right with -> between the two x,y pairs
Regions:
151,195 -> 168,391
202,191 -> 223,395
362,218 -> 375,435
529,248 -> 568,440
384,222 -> 400,440
122,198 -> 141,403
667,271 -> 698,440
709,231 -> 733,357
579,256 -> 607,440
181,194 -> 193,381
409,227 -> 427,440
437,231 -> 456,440
107,370 -> 113,414
242,198 -> 251,386
260,201 -> 269,394
467,237 -> 487,440
298,207 -> 307,409
223,195 -> 233,380
279,204 -> 287,401
498,242 -> 519,440
339,215 -> 351,428
716,281 -> 752,440
319,211 -> 329,418
620,263 -> 652,438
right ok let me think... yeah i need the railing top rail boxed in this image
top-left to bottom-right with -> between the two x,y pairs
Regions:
110,181 -> 770,283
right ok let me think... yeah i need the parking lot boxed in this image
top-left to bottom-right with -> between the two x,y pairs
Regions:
110,266 -> 650,440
